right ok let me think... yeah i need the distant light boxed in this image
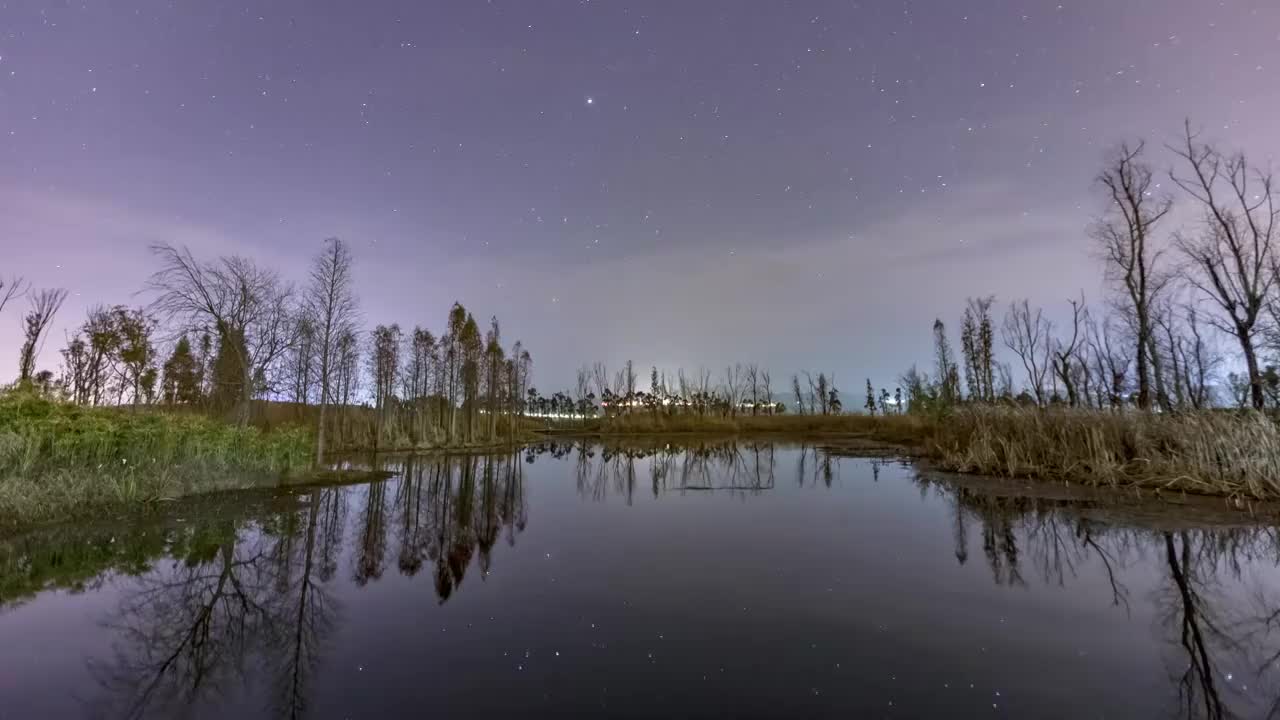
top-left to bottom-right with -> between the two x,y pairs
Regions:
585,96 -> 595,106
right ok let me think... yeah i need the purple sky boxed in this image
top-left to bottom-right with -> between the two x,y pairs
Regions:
3,0 -> 1279,392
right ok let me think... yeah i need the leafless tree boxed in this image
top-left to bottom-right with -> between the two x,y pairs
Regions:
760,370 -> 773,413
1052,295 -> 1088,407
17,288 -> 68,383
1170,121 -> 1277,410
306,238 -> 360,462
1087,314 -> 1133,410
744,363 -> 760,415
1091,142 -> 1173,410
1002,299 -> 1053,405
146,244 -> 294,424
0,276 -> 26,317
722,363 -> 745,416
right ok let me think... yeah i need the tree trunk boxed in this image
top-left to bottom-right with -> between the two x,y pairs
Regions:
1241,334 -> 1265,410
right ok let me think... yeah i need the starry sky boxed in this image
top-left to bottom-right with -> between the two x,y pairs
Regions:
3,0 -> 1279,391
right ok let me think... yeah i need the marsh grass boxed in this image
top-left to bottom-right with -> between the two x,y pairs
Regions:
566,406 -> 1280,500
930,407 -> 1280,500
0,391 -> 311,528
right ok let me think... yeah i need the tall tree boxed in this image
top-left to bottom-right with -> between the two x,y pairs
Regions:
305,238 -> 359,462
933,319 -> 959,405
1170,122 -> 1277,410
368,324 -> 401,446
18,288 -> 68,383
1091,142 -> 1172,411
961,296 -> 996,402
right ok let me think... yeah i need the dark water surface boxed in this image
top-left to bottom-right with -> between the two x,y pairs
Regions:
3,441 -> 1280,719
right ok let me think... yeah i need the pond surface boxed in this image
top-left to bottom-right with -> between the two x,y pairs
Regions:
2,441 -> 1280,719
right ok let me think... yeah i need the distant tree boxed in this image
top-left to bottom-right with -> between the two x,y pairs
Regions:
161,335 -> 202,404
369,324 -> 402,445
1091,142 -> 1171,411
961,296 -> 996,402
1051,295 -> 1087,408
932,319 -> 959,406
306,238 -> 360,461
1002,299 -> 1053,406
760,370 -> 773,414
458,313 -> 482,440
113,307 -> 157,407
791,374 -> 805,415
60,335 -> 92,404
18,288 -> 68,383
1170,122 -> 1277,410
722,363 -> 745,417
865,378 -> 876,415
484,316 -> 504,440
1086,315 -> 1131,410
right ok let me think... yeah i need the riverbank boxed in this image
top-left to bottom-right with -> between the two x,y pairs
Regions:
0,391 -> 312,528
546,407 -> 1280,501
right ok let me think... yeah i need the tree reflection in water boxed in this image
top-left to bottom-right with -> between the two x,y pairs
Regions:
3,443 -> 1280,718
918,473 -> 1280,719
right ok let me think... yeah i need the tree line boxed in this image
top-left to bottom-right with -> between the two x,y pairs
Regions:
2,239 -> 535,455
5,120 -> 1277,427
866,122 -> 1277,415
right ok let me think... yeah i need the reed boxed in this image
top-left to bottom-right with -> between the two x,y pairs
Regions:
930,406 -> 1280,499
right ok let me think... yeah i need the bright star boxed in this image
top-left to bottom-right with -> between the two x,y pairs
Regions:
585,96 -> 594,105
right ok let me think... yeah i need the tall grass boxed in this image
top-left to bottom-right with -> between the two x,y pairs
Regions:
0,391 -> 311,528
931,406 -> 1280,499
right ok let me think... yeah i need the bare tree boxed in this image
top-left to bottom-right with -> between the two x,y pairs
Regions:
147,244 -> 294,424
1091,142 -> 1173,410
0,276 -> 26,317
745,363 -> 760,415
306,238 -> 360,463
1087,314 -> 1132,409
1170,122 -> 1277,410
722,363 -> 745,416
1052,295 -> 1088,407
1002,299 -> 1053,406
17,288 -> 68,383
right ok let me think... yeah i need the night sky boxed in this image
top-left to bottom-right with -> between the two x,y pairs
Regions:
3,1 -> 1278,391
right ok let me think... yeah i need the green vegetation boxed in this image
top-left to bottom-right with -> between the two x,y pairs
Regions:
0,389 -> 310,528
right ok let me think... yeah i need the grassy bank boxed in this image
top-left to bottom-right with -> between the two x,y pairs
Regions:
552,408 -> 1280,501
931,407 -> 1280,500
0,391 -> 311,528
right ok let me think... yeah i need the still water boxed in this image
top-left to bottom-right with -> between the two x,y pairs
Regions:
2,441 -> 1280,719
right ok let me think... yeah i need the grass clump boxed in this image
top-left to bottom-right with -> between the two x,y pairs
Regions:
0,390 -> 311,528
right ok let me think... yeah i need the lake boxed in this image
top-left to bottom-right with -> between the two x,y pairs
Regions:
1,440 -> 1278,719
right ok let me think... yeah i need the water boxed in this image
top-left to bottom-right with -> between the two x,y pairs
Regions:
2,441 -> 1279,719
